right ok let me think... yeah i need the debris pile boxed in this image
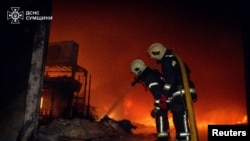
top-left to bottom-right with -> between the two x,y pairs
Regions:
37,116 -> 137,141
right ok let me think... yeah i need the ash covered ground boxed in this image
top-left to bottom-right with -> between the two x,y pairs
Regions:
37,116 -> 207,141
37,116 -> 157,141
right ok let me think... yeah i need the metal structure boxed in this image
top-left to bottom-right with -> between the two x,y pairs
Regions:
39,40 -> 89,124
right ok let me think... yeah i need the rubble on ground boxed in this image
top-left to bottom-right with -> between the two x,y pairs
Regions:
37,116 -> 137,141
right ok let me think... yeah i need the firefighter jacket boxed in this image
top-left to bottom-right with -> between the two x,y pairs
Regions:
136,67 -> 166,100
157,49 -> 196,98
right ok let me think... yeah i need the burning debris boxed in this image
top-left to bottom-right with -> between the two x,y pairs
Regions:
37,116 -> 137,141
99,116 -> 137,134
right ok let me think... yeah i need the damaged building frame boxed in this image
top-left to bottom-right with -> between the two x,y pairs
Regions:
39,40 -> 95,125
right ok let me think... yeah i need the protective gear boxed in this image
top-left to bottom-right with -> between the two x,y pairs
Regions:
151,107 -> 160,118
191,93 -> 197,102
131,77 -> 140,86
155,114 -> 169,141
175,111 -> 190,141
148,44 -> 198,141
189,81 -> 198,102
130,59 -> 147,76
159,95 -> 168,109
130,59 -> 170,140
148,43 -> 167,60
172,87 -> 197,102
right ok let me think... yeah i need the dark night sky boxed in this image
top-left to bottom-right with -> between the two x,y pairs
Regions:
49,0 -> 246,127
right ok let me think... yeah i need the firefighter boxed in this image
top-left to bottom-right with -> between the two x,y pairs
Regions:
148,43 -> 197,141
130,59 -> 170,141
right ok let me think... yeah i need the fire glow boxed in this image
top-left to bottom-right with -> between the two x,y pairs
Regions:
108,96 -> 248,132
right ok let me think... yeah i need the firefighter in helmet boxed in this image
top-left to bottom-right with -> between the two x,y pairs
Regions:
148,43 -> 197,141
130,59 -> 170,141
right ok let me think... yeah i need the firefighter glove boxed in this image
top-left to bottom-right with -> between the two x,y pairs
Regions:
191,93 -> 197,102
131,77 -> 140,86
151,108 -> 160,118
159,95 -> 168,109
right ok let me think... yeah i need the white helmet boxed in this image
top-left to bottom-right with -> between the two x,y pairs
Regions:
148,43 -> 167,60
130,59 -> 147,75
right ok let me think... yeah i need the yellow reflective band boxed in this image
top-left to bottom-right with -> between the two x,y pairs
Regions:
160,116 -> 163,132
149,82 -> 159,89
172,88 -> 196,97
158,132 -> 168,137
155,107 -> 160,110
164,84 -> 171,90
179,132 -> 190,136
155,99 -> 160,103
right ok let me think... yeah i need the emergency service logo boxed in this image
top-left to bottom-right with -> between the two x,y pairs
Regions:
7,7 -> 53,24
7,7 -> 24,24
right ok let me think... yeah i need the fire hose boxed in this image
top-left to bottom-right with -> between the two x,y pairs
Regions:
103,76 -> 145,118
103,83 -> 136,118
174,53 -> 199,141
